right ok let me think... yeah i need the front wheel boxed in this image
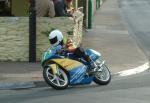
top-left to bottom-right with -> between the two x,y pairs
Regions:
43,64 -> 69,90
93,64 -> 111,85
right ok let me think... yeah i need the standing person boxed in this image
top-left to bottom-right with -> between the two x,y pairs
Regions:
53,0 -> 66,17
53,0 -> 73,17
65,0 -> 74,15
35,0 -> 55,17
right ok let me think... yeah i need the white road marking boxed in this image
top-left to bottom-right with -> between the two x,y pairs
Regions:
115,62 -> 149,77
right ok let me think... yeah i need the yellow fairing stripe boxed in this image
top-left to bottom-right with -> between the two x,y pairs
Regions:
51,58 -> 82,70
50,64 -> 57,74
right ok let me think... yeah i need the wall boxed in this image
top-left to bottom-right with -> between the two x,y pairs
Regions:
0,11 -> 83,61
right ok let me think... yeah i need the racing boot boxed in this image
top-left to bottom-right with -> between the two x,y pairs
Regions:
84,55 -> 96,75
86,61 -> 96,76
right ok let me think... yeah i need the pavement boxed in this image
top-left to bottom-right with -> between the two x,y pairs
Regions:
0,0 -> 149,90
82,0 -> 149,74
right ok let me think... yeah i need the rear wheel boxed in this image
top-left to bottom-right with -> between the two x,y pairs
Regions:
43,64 -> 69,90
93,63 -> 111,85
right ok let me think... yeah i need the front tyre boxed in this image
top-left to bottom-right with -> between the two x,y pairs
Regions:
43,65 -> 69,90
93,64 -> 111,85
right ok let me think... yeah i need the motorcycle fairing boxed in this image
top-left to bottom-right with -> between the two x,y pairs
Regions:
50,58 -> 93,85
41,49 -> 100,85
50,58 -> 82,71
68,65 -> 93,85
85,49 -> 101,61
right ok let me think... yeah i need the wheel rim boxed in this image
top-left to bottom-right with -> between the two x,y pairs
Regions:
46,66 -> 68,87
95,60 -> 110,82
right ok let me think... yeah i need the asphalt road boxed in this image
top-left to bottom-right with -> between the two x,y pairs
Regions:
120,0 -> 150,60
1,0 -> 150,103
0,70 -> 150,103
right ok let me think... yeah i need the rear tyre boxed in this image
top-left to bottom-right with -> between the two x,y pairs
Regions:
43,64 -> 69,90
93,64 -> 111,85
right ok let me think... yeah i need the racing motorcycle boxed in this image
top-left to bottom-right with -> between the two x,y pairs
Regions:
41,48 -> 111,90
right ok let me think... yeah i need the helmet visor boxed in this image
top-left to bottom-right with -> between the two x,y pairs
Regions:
49,36 -> 58,44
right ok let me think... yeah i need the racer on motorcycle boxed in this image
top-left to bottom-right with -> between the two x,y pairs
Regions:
48,29 -> 95,70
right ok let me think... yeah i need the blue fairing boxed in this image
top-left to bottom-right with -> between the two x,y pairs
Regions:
85,49 -> 101,61
68,65 -> 93,85
41,48 -> 101,85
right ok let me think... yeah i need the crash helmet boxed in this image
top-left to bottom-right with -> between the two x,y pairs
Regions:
48,29 -> 63,47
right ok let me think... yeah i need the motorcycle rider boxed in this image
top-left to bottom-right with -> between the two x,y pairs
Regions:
48,29 -> 95,70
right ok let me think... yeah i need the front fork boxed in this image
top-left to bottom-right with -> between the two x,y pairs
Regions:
94,60 -> 105,72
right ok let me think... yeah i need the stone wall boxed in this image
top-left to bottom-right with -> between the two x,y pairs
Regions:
0,11 -> 83,61
0,17 -> 29,61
